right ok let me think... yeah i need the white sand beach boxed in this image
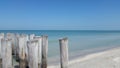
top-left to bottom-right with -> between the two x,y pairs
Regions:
48,47 -> 120,68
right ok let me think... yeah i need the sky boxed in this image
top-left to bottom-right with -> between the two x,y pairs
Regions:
0,0 -> 120,30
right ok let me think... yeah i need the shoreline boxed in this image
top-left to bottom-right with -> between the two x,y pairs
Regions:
69,45 -> 120,60
48,45 -> 120,68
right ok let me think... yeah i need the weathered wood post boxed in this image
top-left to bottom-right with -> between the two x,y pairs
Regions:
21,34 -> 29,67
30,34 -> 35,40
59,38 -> 69,68
6,33 -> 16,66
27,40 -> 38,68
1,39 -> 12,68
18,36 -> 26,68
34,36 -> 42,68
15,33 -> 20,61
0,33 -> 4,68
41,35 -> 48,68
6,33 -> 16,55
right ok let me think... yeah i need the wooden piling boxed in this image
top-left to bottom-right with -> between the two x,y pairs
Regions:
59,38 -> 69,68
1,39 -> 12,68
21,34 -> 29,67
34,36 -> 42,68
41,35 -> 48,68
0,33 -> 4,68
18,36 -> 26,68
15,33 -> 20,62
27,40 -> 38,68
0,33 -> 4,58
6,33 -> 16,55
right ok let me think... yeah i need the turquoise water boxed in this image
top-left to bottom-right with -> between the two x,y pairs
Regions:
1,30 -> 120,59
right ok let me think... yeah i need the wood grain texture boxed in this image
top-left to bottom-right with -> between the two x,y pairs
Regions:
27,40 -> 38,68
0,33 -> 4,68
0,33 -> 4,58
6,33 -> 16,55
18,36 -> 26,68
59,38 -> 69,68
15,33 -> 20,61
41,35 -> 48,68
34,36 -> 42,68
1,39 -> 12,68
22,34 -> 29,67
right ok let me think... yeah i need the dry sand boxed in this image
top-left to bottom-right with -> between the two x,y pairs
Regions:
48,47 -> 120,68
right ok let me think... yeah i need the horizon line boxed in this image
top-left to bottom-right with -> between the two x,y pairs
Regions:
0,30 -> 120,31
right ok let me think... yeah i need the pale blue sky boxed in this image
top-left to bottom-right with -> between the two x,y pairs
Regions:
0,0 -> 120,30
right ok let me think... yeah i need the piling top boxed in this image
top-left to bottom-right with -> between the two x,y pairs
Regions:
27,40 -> 38,45
2,38 -> 12,41
34,36 -> 41,39
59,37 -> 68,41
30,34 -> 35,37
0,33 -> 4,36
6,33 -> 14,36
1,38 -> 12,45
15,33 -> 20,38
0,33 -> 4,38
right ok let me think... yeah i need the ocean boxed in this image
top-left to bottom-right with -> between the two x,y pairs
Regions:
1,30 -> 120,64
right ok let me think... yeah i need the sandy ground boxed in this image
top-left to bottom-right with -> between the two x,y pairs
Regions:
48,47 -> 120,68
